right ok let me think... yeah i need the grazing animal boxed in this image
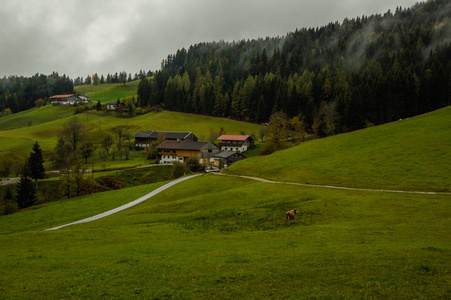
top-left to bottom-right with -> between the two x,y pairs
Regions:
286,209 -> 298,224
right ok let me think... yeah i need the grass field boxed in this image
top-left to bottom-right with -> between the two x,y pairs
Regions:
74,81 -> 139,103
0,105 -> 74,131
0,175 -> 450,298
0,108 -> 263,170
0,107 -> 449,298
226,106 -> 451,193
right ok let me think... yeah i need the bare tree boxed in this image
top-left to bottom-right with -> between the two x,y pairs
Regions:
62,117 -> 85,153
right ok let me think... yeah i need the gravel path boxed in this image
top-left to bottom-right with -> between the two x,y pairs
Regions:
46,174 -> 202,231
213,173 -> 451,195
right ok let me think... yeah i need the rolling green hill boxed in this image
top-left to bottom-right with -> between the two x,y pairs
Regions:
0,174 -> 450,298
0,105 -> 74,131
74,81 -> 139,103
226,106 -> 451,193
0,108 -> 263,169
0,107 -> 450,298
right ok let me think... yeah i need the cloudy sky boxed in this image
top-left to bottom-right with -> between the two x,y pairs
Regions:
0,0 -> 419,79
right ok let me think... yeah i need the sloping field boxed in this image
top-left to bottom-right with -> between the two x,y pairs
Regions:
0,175 -> 450,298
0,109 -> 262,158
74,81 -> 139,103
0,105 -> 74,131
226,106 -> 451,192
0,107 -> 450,298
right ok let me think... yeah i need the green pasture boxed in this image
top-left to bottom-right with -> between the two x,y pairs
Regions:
226,106 -> 451,193
74,81 -> 139,103
0,175 -> 450,298
0,105 -> 74,131
0,108 -> 263,170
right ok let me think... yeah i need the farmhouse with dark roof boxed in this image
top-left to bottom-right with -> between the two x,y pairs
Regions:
132,130 -> 197,150
156,140 -> 219,164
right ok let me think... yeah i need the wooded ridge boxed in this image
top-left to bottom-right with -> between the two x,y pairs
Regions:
138,0 -> 451,135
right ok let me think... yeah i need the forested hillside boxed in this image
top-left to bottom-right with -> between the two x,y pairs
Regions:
138,0 -> 451,135
0,72 -> 73,114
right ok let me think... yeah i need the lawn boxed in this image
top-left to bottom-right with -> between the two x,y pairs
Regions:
226,106 -> 451,193
0,175 -> 450,298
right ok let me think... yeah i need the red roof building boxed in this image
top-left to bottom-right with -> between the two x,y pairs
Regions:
217,135 -> 254,152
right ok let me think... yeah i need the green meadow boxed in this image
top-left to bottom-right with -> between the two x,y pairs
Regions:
226,106 -> 451,193
0,108 -> 263,169
0,175 -> 450,298
0,105 -> 74,131
0,105 -> 449,298
74,81 -> 140,103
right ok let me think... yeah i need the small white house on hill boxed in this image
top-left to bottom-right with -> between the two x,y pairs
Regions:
217,135 -> 254,152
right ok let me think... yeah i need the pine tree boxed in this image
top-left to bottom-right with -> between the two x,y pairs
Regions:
28,141 -> 45,190
15,162 -> 37,209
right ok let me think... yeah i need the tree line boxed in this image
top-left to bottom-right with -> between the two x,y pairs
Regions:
137,0 -> 451,136
0,72 -> 74,114
73,70 -> 154,86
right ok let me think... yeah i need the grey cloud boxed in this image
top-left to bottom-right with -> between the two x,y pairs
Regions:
0,0 -> 419,78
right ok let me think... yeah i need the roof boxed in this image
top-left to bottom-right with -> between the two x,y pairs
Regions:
132,131 -> 193,140
214,151 -> 246,159
49,94 -> 74,99
156,140 -> 215,151
217,135 -> 251,141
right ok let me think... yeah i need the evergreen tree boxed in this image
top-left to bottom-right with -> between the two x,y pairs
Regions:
96,100 -> 101,111
28,141 -> 45,190
15,162 -> 37,209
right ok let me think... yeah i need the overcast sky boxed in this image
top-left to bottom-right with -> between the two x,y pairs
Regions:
0,0 -> 420,79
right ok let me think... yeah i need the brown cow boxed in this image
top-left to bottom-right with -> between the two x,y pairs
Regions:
286,209 -> 298,224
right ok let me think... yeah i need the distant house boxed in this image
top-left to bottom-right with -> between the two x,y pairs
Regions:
213,151 -> 246,168
106,101 -> 118,111
217,135 -> 254,152
156,140 -> 219,164
78,95 -> 90,104
50,94 -> 90,105
50,94 -> 77,105
132,130 -> 197,150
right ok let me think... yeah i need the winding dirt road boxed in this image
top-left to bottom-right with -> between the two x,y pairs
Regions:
46,174 -> 202,231
212,172 -> 451,195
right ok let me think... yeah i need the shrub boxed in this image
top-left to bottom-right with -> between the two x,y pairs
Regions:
185,157 -> 201,172
96,177 -> 123,190
171,162 -> 188,179
0,201 -> 19,215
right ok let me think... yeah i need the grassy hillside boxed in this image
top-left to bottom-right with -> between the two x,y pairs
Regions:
0,175 -> 450,298
74,81 -> 139,103
0,105 -> 74,131
0,109 -> 263,163
226,106 -> 451,193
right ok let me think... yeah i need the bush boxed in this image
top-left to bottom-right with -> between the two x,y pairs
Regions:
171,162 -> 188,179
96,177 -> 123,190
261,141 -> 288,155
185,157 -> 201,172
1,200 -> 19,215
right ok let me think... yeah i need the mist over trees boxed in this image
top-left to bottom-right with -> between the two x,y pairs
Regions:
137,0 -> 451,135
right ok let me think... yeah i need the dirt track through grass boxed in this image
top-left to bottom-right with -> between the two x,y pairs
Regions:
45,174 -> 202,231
213,173 -> 451,195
